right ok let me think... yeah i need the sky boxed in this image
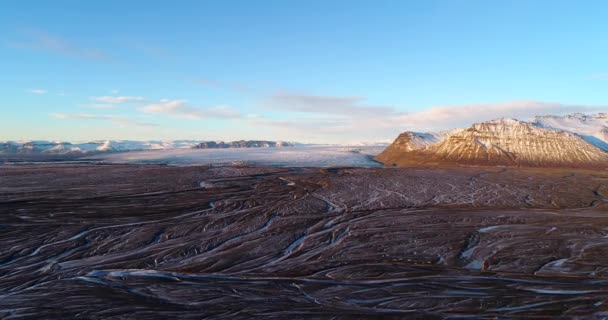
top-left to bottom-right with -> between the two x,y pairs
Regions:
1,0 -> 607,144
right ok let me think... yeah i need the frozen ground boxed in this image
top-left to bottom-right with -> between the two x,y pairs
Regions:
1,164 -> 608,318
88,145 -> 385,167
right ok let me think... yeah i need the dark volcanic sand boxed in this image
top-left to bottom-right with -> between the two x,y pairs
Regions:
1,164 -> 608,319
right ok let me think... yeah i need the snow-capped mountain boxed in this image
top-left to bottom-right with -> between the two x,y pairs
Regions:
0,139 -> 299,156
376,115 -> 608,168
378,132 -> 439,154
533,113 -> 608,151
0,140 -> 204,156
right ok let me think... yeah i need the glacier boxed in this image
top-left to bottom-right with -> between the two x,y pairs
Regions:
89,146 -> 385,167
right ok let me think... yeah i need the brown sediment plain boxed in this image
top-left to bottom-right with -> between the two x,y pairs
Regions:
1,164 -> 608,319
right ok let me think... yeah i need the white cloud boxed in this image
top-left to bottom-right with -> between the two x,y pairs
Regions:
50,113 -> 158,127
51,113 -> 107,120
396,101 -> 602,131
92,96 -> 146,103
253,92 -> 405,142
203,105 -> 242,118
140,99 -> 186,113
140,99 -> 241,119
264,92 -> 396,116
85,104 -> 116,109
29,89 -> 47,94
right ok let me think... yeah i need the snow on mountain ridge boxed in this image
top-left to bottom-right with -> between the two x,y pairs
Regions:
533,112 -> 608,151
0,140 -> 298,156
376,116 -> 608,168
0,140 -> 205,155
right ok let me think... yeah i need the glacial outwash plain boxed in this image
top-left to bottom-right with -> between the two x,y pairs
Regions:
1,164 -> 608,319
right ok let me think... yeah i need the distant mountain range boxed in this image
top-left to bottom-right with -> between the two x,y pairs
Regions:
192,140 -> 293,149
0,139 -> 297,156
0,140 -> 200,156
375,113 -> 608,168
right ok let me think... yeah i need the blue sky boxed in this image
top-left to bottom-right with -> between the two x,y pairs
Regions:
1,0 -> 607,143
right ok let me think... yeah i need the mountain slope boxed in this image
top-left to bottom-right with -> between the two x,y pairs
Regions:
533,113 -> 608,151
374,132 -> 439,163
376,118 -> 608,168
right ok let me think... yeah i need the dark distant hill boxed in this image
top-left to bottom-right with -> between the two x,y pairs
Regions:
192,140 -> 293,149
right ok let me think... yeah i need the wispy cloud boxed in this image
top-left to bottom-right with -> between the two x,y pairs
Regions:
29,89 -> 48,94
85,104 -> 117,109
396,101 -> 603,131
12,29 -> 108,61
50,113 -> 158,127
246,92 -> 395,142
263,92 -> 397,116
140,99 -> 241,119
248,116 -> 373,144
254,92 -> 403,142
92,96 -> 146,103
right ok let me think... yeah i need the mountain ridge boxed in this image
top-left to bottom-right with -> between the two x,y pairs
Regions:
0,139 -> 297,156
375,114 -> 608,168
